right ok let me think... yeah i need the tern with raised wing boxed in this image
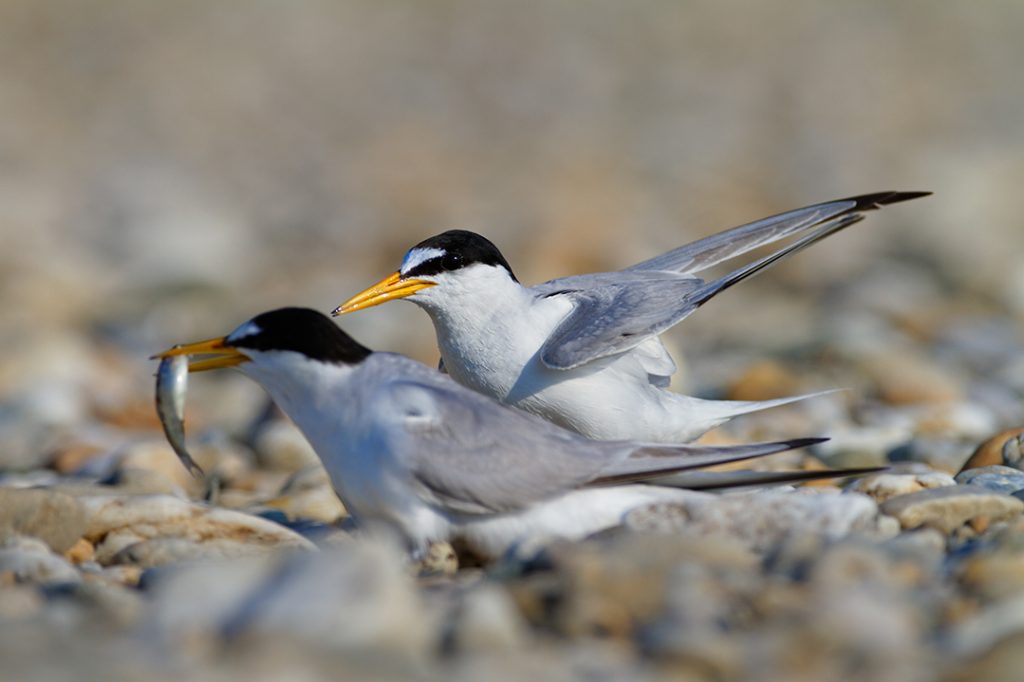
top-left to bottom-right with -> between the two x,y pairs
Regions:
335,192 -> 930,442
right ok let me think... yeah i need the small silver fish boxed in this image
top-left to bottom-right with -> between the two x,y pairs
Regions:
155,353 -> 204,478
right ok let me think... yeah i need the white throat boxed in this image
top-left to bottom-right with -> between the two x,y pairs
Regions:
409,265 -> 571,398
239,351 -> 359,439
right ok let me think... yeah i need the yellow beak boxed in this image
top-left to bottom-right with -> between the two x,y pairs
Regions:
332,271 -> 435,315
151,337 -> 249,372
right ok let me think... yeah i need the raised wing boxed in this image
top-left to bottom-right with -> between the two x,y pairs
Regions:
536,272 -> 706,371
626,191 -> 930,274
539,213 -> 864,370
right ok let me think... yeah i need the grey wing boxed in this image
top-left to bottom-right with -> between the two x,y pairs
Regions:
369,372 -> 827,511
643,466 -> 885,491
538,206 -> 872,370
373,376 -> 618,515
536,272 -> 706,371
626,191 -> 930,274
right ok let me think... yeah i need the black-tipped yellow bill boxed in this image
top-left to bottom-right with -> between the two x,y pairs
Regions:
151,337 -> 249,372
332,271 -> 435,315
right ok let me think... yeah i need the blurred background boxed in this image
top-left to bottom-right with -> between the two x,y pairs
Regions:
0,0 -> 1022,470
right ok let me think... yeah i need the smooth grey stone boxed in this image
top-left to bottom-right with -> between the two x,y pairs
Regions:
881,485 -> 1024,533
0,488 -> 88,553
955,465 -> 1024,495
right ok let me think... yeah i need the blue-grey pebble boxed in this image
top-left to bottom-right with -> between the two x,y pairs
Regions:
954,465 -> 1024,495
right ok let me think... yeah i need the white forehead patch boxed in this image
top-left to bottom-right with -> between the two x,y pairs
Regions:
227,321 -> 262,344
400,247 -> 445,276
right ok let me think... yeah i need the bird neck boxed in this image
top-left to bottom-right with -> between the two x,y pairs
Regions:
242,354 -> 360,441
416,267 -> 532,340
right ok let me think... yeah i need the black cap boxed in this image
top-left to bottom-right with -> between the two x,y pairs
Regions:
401,230 -> 518,282
227,307 -> 372,365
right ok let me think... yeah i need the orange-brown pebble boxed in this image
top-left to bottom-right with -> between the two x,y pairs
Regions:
63,538 -> 95,564
863,350 -> 962,405
104,565 -> 143,587
50,443 -> 106,474
968,516 -> 991,534
959,428 -> 1024,474
94,399 -> 166,430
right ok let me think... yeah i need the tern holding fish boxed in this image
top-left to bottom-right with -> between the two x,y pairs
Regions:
154,307 -> 873,559
335,191 -> 930,442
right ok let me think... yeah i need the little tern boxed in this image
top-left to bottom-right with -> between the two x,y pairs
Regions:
155,307 -> 850,559
335,191 -> 930,442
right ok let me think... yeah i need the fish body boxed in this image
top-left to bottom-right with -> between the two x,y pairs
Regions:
155,353 -> 204,478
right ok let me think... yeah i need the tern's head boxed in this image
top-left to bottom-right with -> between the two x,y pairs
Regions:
154,307 -> 372,375
333,230 -> 518,316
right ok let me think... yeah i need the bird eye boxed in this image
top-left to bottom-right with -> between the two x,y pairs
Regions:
442,252 -> 463,270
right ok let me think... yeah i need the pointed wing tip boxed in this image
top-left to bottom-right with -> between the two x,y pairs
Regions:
785,436 -> 830,449
841,190 -> 932,211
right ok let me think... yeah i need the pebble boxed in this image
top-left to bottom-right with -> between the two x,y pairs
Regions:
945,594 -> 1024,660
0,536 -> 81,584
115,439 -> 202,490
98,564 -> 143,587
860,349 -> 964,405
264,465 -> 345,523
960,428 -> 1024,472
624,489 -> 890,553
881,485 -> 1024,534
49,580 -> 146,627
955,465 -> 1024,495
813,425 -> 908,468
100,467 -> 188,497
145,542 -> 432,654
93,529 -> 148,566
0,488 -> 88,553
0,381 -> 89,470
957,552 -> 1024,601
915,402 -> 1000,441
0,583 -> 44,620
183,435 -> 256,486
78,494 -> 315,565
449,583 -> 531,652
510,532 -> 756,640
252,419 -> 321,471
848,469 -> 956,503
110,536 -> 295,568
63,538 -> 95,564
888,436 -> 976,473
417,540 -> 459,577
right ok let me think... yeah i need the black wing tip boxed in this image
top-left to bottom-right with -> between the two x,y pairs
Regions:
839,190 -> 932,211
781,436 -> 830,450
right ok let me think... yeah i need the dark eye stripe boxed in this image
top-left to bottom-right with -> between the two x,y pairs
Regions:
402,230 -> 518,282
